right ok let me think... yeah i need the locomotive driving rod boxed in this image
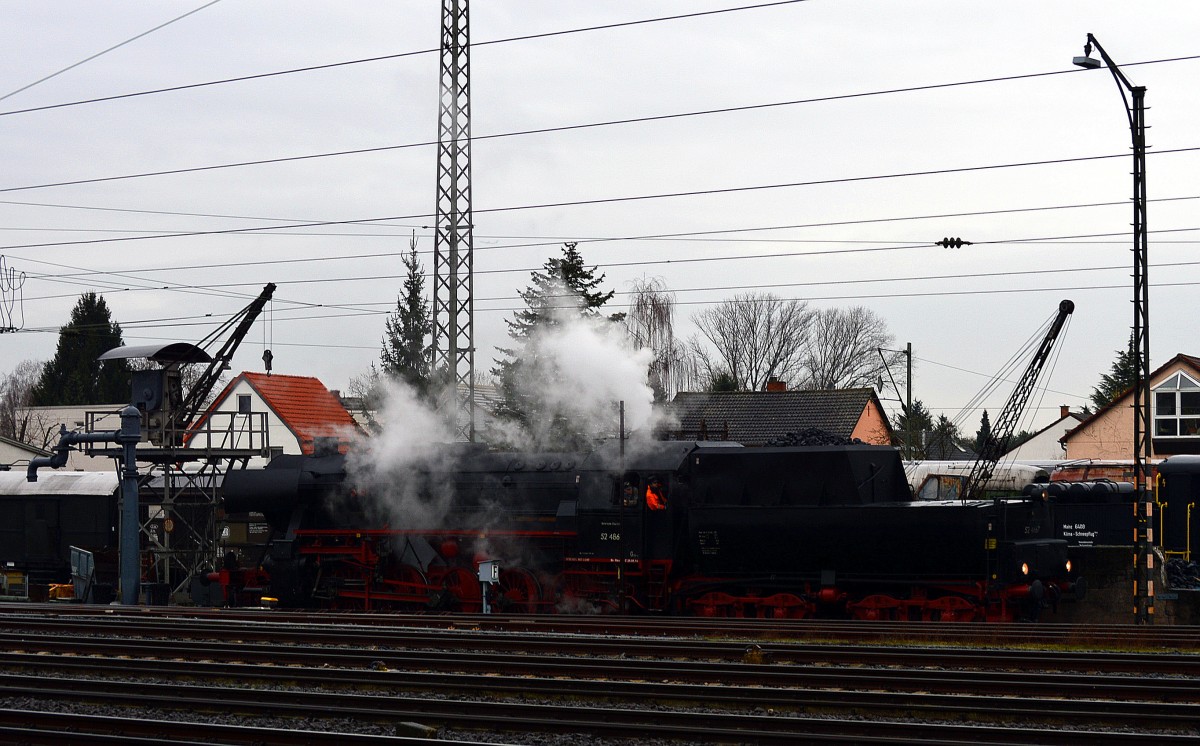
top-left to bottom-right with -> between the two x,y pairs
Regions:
27,405 -> 143,606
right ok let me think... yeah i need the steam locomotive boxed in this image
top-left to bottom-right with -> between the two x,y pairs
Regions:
218,439 -> 1079,621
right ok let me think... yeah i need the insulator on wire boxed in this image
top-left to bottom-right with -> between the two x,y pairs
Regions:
936,237 -> 973,248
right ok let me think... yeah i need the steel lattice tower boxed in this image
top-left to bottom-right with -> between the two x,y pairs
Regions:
432,0 -> 475,441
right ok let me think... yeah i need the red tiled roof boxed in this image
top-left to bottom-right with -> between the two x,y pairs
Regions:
212,371 -> 362,454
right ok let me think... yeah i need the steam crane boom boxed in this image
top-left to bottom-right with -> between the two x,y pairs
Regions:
962,299 -> 1074,501
170,283 -> 275,444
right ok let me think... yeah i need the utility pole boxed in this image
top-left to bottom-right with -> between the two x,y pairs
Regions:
905,341 -> 912,458
432,0 -> 475,441
878,343 -> 912,458
1073,35 -> 1154,624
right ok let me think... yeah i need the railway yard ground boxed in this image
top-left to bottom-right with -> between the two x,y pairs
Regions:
0,603 -> 1197,745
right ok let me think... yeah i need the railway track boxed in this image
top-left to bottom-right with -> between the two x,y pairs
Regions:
3,613 -> 1200,675
4,650 -> 1199,725
4,661 -> 1199,745
4,601 -> 1199,650
0,605 -> 1197,743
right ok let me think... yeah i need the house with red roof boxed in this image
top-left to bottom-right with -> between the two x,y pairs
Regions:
188,372 -> 363,456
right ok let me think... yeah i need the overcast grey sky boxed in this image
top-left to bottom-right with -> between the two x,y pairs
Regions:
1,1 -> 1197,435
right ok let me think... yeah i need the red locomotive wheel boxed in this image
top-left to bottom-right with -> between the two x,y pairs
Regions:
848,594 -> 903,621
440,566 -> 482,613
924,595 -> 979,622
498,568 -> 541,613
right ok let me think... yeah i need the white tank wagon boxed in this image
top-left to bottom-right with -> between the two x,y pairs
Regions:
905,461 -> 1050,501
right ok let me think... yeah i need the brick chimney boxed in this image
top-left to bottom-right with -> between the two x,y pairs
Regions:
1060,405 -> 1071,419
766,378 -> 787,392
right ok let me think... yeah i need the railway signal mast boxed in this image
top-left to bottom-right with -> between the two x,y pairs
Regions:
432,0 -> 476,441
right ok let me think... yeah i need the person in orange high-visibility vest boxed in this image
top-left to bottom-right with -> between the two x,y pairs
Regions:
645,477 -> 667,511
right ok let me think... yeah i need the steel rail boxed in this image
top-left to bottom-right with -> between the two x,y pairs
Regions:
2,618 -> 1199,675
0,708 -> 457,745
5,603 -> 1200,649
0,639 -> 1196,703
5,673 -> 1197,745
2,653 -> 1197,728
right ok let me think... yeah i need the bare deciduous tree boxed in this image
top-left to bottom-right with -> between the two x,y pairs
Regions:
345,364 -> 384,432
689,293 -> 814,391
625,277 -> 689,401
0,359 -> 46,444
801,306 -> 898,390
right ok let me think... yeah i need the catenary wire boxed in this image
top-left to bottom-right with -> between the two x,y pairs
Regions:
4,193 -> 1200,254
14,225 -> 1200,302
4,66 -> 1200,194
1,46 -> 1196,192
18,274 -> 1200,328
0,1 -> 810,117
0,0 -> 223,103
7,194 -> 1198,257
3,147 -> 1199,253
16,242 -> 1200,307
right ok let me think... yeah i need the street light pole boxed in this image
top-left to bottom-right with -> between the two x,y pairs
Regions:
877,344 -> 913,458
1073,34 -> 1154,625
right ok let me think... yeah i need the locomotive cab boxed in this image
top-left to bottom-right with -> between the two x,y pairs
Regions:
574,471 -> 677,563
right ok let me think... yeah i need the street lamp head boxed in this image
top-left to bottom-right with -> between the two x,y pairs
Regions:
1073,39 -> 1102,69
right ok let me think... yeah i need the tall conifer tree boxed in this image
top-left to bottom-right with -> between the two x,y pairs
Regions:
31,292 -> 129,405
492,243 -> 621,438
974,410 -> 993,453
380,234 -> 432,395
1090,333 -> 1138,410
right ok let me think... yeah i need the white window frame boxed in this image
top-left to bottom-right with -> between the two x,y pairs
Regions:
1153,371 -> 1200,438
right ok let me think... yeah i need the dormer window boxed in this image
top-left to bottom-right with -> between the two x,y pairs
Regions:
1154,372 -> 1200,437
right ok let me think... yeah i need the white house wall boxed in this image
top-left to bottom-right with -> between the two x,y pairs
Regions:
1006,417 -> 1077,461
16,405 -> 126,472
187,381 -> 300,456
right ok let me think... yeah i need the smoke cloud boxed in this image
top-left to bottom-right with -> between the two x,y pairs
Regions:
348,286 -> 668,531
346,376 -> 457,530
513,310 -> 658,446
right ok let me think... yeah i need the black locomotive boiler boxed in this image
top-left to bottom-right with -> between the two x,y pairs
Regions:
219,440 -> 1078,621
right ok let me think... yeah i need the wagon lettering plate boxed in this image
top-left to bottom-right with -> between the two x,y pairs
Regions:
697,530 -> 720,556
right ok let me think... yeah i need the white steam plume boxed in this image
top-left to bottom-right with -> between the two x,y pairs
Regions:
346,377 -> 457,529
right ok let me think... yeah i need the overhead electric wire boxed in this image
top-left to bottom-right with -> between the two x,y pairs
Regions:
18,276 -> 1200,346
4,147 -> 1200,254
0,0 -> 223,103
9,193 -> 1199,247
5,56 -> 1200,195
14,224 -> 1200,304
16,312 -> 1089,407
0,0 -> 810,117
0,32 -> 1195,193
14,225 -> 1200,307
4,10 -> 1187,415
916,354 -> 1080,410
951,311 -> 1052,432
5,195 -> 1200,284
